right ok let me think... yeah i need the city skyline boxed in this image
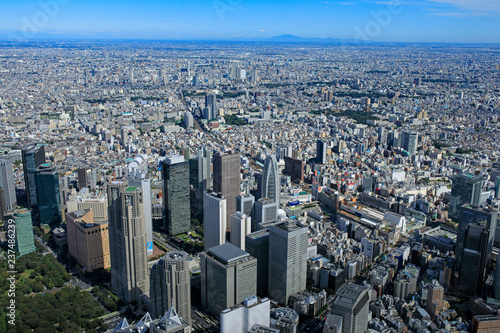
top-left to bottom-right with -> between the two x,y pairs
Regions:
0,0 -> 499,43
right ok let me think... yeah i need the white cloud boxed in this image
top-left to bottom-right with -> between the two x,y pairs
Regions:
427,0 -> 500,13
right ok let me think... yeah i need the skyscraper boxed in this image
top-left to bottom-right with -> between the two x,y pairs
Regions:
22,143 -> 45,208
268,220 -> 308,305
5,208 -> 35,257
402,131 -> 418,155
316,140 -> 327,164
458,223 -> 490,296
230,212 -> 251,250
0,158 -> 16,211
245,229 -> 270,295
494,176 -> 500,200
201,243 -> 257,316
213,152 -> 241,223
236,193 -> 255,217
78,167 -> 91,190
261,155 -> 280,206
331,283 -> 370,333
35,163 -> 61,228
189,147 -> 211,215
162,155 -> 191,236
449,173 -> 484,219
203,191 -> 227,250
456,205 -> 497,273
150,251 -> 191,323
107,181 -> 149,303
252,198 -> 278,231
127,155 -> 153,255
205,93 -> 217,117
427,280 -> 444,317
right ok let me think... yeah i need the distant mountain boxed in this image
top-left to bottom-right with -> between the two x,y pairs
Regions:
266,34 -> 359,44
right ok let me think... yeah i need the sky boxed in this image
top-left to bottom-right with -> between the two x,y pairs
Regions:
0,0 -> 500,43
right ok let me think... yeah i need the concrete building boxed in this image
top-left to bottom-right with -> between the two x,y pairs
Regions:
213,152 -> 241,225
5,208 -> 35,257
237,193 -> 255,217
253,198 -> 278,231
449,174 -> 484,219
331,283 -> 370,333
35,163 -> 61,228
200,243 -> 257,316
203,191 -> 227,250
246,229 -> 270,295
189,147 -> 211,214
162,155 -> 191,236
230,211 -> 251,250
66,209 -> 110,272
22,143 -> 45,208
0,158 -> 16,210
268,220 -> 308,305
150,251 -> 191,323
261,155 -> 280,206
107,181 -> 149,303
323,314 -> 343,333
270,307 -> 299,333
220,296 -> 270,333
427,280 -> 444,317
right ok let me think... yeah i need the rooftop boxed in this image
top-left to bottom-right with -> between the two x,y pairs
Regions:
207,243 -> 251,265
125,186 -> 138,192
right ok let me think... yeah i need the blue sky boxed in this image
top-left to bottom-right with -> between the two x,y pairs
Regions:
1,0 -> 499,42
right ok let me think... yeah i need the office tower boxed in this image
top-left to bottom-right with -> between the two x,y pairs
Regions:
107,182 -> 149,303
0,158 -> 16,211
316,140 -> 327,164
0,188 -> 5,222
253,198 -> 278,231
129,68 -> 135,83
393,265 -> 419,300
246,229 -> 270,295
205,93 -> 217,116
35,163 -> 61,228
162,155 -> 191,236
331,283 -> 370,333
471,315 -> 500,333
270,308 -> 299,333
22,143 -> 45,208
230,212 -> 251,250
250,70 -> 258,83
150,251 -> 191,323
200,243 -> 257,316
4,208 -> 35,256
231,61 -> 240,80
184,112 -> 193,128
261,155 -> 280,206
427,280 -> 444,317
189,147 -> 211,214
324,314 -> 343,333
220,296 -> 270,333
66,209 -> 110,272
456,205 -> 497,273
402,131 -> 418,155
213,152 -> 241,222
78,167 -> 91,190
377,126 -> 386,143
203,192 -> 227,250
268,220 -> 308,305
121,127 -> 129,147
495,177 -> 500,200
449,173 -> 484,219
458,223 -> 490,296
202,107 -> 215,121
237,194 -> 255,217
284,157 -> 304,183
127,155 -> 153,255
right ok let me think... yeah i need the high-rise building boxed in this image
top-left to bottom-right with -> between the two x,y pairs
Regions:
245,229 -> 270,295
270,308 -> 299,333
427,280 -> 444,317
268,220 -> 308,305
331,283 -> 370,333
456,205 -> 497,273
213,152 -> 241,223
205,93 -> 217,117
316,140 -> 327,164
220,296 -> 270,333
203,191 -> 227,250
261,155 -> 280,206
458,223 -> 491,296
35,163 -> 61,228
150,251 -> 191,323
449,174 -> 484,219
66,209 -> 110,272
78,167 -> 91,190
189,147 -> 211,214
107,182 -> 149,303
284,157 -> 304,183
402,131 -> 418,155
5,208 -> 35,256
494,176 -> 500,200
253,198 -> 278,231
230,212 -> 251,250
127,155 -> 153,255
236,193 -> 255,217
22,143 -> 45,208
0,158 -> 16,211
162,155 -> 191,236
201,243 -> 257,316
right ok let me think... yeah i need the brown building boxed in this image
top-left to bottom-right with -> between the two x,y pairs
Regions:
427,280 -> 444,317
66,209 -> 110,273
471,315 -> 500,333
284,157 -> 304,183
213,152 -> 241,223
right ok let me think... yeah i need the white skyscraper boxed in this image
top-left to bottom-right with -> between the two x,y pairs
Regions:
230,212 -> 251,250
204,192 -> 227,250
261,155 -> 280,206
